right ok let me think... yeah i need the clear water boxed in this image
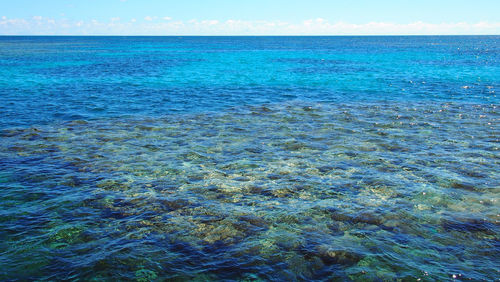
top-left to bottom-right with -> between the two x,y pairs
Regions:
0,36 -> 498,280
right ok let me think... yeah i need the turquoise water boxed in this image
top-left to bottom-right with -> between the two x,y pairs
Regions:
0,36 -> 499,280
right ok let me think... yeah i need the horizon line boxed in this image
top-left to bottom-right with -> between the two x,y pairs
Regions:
1,34 -> 499,37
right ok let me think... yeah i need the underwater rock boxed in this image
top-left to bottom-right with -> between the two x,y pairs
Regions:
101,208 -> 128,219
271,187 -> 295,198
316,245 -> 363,265
344,151 -> 358,157
96,179 -> 130,191
8,145 -> 25,152
244,147 -> 264,154
135,269 -> 158,282
188,174 -> 205,182
159,198 -> 190,211
277,213 -> 302,225
239,215 -> 270,229
21,132 -> 42,141
197,215 -> 224,224
282,140 -> 308,151
323,207 -> 384,227
201,221 -> 243,244
233,176 -> 251,182
60,176 -> 83,187
441,218 -> 497,234
325,208 -> 352,222
450,181 -> 476,191
327,222 -> 344,236
353,212 -> 383,226
0,128 -> 25,137
258,106 -> 272,112
267,174 -> 281,180
317,165 -> 334,174
231,221 -> 259,236
221,161 -> 259,170
142,144 -> 160,151
51,226 -> 84,244
247,185 -> 264,194
181,151 -> 209,161
205,184 -> 221,192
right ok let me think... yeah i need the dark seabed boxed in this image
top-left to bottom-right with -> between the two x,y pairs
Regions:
0,36 -> 498,280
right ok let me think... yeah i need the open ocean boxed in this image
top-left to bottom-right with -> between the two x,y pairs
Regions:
0,36 -> 498,280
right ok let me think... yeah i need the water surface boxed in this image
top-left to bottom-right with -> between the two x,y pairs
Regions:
0,36 -> 498,280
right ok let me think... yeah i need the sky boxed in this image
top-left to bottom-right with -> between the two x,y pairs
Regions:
0,0 -> 499,35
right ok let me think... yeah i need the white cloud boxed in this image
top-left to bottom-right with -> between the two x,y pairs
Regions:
202,20 -> 219,26
0,17 -> 499,35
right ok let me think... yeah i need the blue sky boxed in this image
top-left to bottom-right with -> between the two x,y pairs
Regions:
1,0 -> 499,35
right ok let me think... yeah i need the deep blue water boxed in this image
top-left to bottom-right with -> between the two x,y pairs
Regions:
0,36 -> 499,280
0,36 -> 498,129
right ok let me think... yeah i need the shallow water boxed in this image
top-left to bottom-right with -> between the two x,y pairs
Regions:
0,36 -> 499,280
1,101 -> 498,280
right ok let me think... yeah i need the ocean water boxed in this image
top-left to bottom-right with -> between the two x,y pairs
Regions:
0,36 -> 498,280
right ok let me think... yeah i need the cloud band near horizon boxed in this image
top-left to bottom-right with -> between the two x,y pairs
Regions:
1,16 -> 499,35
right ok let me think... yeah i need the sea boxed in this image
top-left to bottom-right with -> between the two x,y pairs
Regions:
0,36 -> 498,280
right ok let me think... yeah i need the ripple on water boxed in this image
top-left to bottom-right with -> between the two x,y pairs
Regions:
0,101 -> 498,280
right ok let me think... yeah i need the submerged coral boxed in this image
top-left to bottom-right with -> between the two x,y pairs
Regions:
0,101 -> 498,280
